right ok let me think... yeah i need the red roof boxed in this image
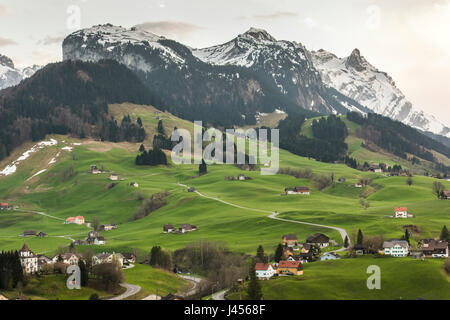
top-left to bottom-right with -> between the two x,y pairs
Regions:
76,216 -> 84,220
395,207 -> 408,212
278,260 -> 303,270
255,263 -> 272,271
1,203 -> 8,207
66,217 -> 76,221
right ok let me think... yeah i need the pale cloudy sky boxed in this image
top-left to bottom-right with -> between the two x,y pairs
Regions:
0,0 -> 449,122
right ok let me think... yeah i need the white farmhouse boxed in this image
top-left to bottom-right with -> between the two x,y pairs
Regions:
255,263 -> 276,280
19,244 -> 39,274
383,240 -> 409,257
394,207 -> 408,218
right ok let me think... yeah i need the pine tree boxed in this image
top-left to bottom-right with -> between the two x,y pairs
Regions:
78,259 -> 89,287
247,259 -> 262,300
256,245 -> 265,263
199,159 -> 207,175
157,120 -> 165,135
139,144 -> 145,152
440,226 -> 450,242
404,229 -> 410,244
344,236 -> 349,248
357,229 -> 364,245
274,244 -> 283,263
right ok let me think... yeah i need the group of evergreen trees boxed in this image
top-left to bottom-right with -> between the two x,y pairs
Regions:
101,115 -> 146,143
0,251 -> 24,290
277,114 -> 348,163
0,60 -> 159,162
135,145 -> 168,166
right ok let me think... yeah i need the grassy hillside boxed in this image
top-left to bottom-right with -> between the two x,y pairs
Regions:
227,256 -> 450,300
0,104 -> 449,258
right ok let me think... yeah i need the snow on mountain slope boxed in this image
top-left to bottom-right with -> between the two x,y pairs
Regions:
0,54 -> 41,90
312,49 -> 450,138
63,24 -> 186,72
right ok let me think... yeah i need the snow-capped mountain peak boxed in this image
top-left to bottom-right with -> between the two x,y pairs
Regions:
0,54 -> 40,90
312,48 -> 450,137
241,27 -> 277,42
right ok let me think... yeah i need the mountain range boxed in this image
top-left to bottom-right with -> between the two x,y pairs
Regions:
0,54 -> 40,90
61,24 -> 449,137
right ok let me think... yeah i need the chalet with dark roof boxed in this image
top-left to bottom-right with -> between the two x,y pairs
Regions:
306,233 -> 330,248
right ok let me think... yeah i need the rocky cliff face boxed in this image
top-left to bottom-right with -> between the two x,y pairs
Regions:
312,49 -> 450,138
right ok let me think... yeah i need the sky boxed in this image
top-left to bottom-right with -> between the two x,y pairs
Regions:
0,0 -> 449,123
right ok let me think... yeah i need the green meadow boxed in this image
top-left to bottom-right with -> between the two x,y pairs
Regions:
0,105 -> 449,300
227,256 -> 450,300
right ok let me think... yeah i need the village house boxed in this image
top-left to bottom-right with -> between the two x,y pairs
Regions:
65,216 -> 85,225
394,207 -> 408,218
237,174 -> 246,181
109,174 -> 118,181
306,233 -> 330,248
163,224 -> 176,233
282,247 -> 294,259
37,255 -> 53,268
19,244 -> 39,274
353,244 -> 367,256
320,252 -> 341,261
443,190 -> 450,200
369,163 -> 382,173
282,234 -> 298,247
300,243 -> 311,253
122,253 -> 136,264
92,253 -> 124,267
354,183 -> 363,188
255,263 -> 277,280
130,182 -> 139,188
420,239 -> 449,258
37,231 -> 48,238
86,236 -> 106,245
287,252 -> 314,263
382,240 -> 409,257
188,187 -> 196,192
285,187 -> 310,195
52,253 -> 81,265
100,224 -> 117,231
0,202 -> 10,210
277,260 -> 303,276
179,224 -> 197,233
90,165 -> 100,174
337,177 -> 346,183
21,230 -> 36,237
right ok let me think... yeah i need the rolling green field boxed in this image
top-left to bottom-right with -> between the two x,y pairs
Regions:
123,264 -> 192,298
228,256 -> 450,300
0,104 -> 449,300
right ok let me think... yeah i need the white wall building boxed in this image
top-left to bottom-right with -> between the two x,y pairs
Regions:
383,240 -> 409,257
19,244 -> 39,274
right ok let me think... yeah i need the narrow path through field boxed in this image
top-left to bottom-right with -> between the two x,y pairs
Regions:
177,183 -> 351,248
14,209 -> 65,221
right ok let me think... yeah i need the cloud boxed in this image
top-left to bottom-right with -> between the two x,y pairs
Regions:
0,5 -> 12,16
0,37 -> 17,47
36,35 -> 66,46
238,11 -> 298,20
134,21 -> 203,40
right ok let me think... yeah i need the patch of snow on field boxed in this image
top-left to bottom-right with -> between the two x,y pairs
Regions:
0,139 -> 58,176
62,146 -> 73,151
0,164 -> 17,176
28,169 -> 47,180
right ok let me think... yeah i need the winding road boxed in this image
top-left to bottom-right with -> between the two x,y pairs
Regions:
177,183 -> 351,247
107,283 -> 142,300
